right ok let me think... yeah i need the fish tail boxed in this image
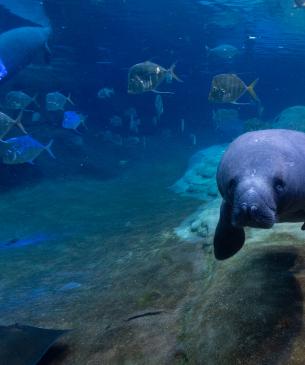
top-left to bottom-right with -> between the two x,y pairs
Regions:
247,78 -> 260,102
15,110 -> 27,135
168,63 -> 183,83
32,94 -> 40,108
66,93 -> 74,105
82,116 -> 88,129
45,139 -> 56,159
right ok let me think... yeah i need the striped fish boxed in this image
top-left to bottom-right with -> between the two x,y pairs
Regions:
208,74 -> 259,104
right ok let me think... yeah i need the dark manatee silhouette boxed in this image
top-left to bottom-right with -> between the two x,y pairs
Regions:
0,26 -> 51,81
0,0 -> 51,82
0,324 -> 68,365
214,129 -> 305,260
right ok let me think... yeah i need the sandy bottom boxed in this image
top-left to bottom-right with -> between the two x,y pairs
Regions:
0,140 -> 203,364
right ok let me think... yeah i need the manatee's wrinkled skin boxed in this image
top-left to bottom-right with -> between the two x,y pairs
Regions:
214,129 -> 305,260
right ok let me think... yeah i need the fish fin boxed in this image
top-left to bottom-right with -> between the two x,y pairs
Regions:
15,110 -> 27,135
168,63 -> 183,83
73,129 -> 82,136
44,43 -> 51,64
32,94 -> 40,108
231,101 -> 251,105
66,93 -> 74,105
247,78 -> 260,102
82,116 -> 88,129
45,139 -> 56,159
151,90 -> 174,94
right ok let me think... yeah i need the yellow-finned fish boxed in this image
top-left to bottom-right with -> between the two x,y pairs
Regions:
208,73 -> 260,104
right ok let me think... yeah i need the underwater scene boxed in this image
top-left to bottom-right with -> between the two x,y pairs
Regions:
3,0 -> 305,364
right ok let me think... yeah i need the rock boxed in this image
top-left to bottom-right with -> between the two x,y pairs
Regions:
273,105 -> 305,132
181,243 -> 305,365
244,117 -> 271,132
175,199 -> 221,243
171,144 -> 227,201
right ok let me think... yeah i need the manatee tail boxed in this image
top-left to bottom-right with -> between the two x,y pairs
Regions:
247,78 -> 260,102
44,139 -> 55,159
213,201 -> 245,260
0,0 -> 50,28
14,110 -> 27,135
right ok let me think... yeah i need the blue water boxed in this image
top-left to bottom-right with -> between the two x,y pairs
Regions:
0,1 -> 305,364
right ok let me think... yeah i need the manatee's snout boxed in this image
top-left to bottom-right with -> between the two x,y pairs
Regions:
232,182 -> 276,229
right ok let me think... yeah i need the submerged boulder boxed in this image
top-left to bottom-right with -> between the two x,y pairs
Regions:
181,243 -> 305,365
273,105 -> 305,132
171,144 -> 227,201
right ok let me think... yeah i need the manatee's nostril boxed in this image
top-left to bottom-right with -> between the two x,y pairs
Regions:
241,203 -> 247,212
250,205 -> 258,213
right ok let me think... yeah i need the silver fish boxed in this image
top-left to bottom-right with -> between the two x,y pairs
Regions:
46,92 -> 74,111
0,110 -> 27,138
2,135 -> 55,164
5,91 -> 39,110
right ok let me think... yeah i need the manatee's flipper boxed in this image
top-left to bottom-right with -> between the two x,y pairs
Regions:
302,222 -> 305,230
213,200 -> 245,260
0,323 -> 69,365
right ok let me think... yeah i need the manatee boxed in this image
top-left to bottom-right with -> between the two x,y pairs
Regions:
214,129 -> 305,260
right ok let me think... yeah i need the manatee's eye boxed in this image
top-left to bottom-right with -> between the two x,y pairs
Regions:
228,177 -> 237,195
273,177 -> 285,193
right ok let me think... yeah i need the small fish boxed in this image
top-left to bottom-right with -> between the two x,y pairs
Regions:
110,115 -> 122,127
62,111 -> 87,132
97,87 -> 115,99
293,0 -> 305,7
208,74 -> 260,104
155,94 -> 164,120
31,112 -> 41,123
46,92 -> 74,111
206,44 -> 239,60
0,110 -> 27,139
128,61 -> 182,94
130,118 -> 141,133
2,135 -> 55,164
5,91 -> 39,110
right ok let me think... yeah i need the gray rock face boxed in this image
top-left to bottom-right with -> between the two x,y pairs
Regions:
273,105 -> 305,132
181,244 -> 305,365
171,144 -> 227,201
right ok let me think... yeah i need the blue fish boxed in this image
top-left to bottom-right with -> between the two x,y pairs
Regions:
2,135 -> 55,164
0,233 -> 58,250
62,111 -> 87,132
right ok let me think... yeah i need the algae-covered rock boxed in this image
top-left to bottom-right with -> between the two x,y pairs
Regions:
171,144 -> 227,201
244,117 -> 271,132
175,199 -> 220,243
272,105 -> 305,132
181,244 -> 305,365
